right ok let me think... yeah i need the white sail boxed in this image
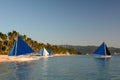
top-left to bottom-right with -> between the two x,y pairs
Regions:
43,48 -> 49,56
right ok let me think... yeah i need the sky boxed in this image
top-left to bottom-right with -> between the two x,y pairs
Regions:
0,0 -> 120,48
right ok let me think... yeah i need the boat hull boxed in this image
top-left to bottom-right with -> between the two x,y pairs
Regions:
95,55 -> 112,58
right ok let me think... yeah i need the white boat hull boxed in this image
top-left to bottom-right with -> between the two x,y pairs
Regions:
95,55 -> 112,58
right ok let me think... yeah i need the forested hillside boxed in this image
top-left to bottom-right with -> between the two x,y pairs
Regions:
0,30 -> 76,55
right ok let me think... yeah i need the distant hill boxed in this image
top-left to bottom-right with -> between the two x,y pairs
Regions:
60,45 -> 120,55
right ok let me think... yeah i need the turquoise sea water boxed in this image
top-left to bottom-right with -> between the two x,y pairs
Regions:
0,55 -> 120,80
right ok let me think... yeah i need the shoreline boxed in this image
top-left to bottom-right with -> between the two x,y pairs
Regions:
0,55 -> 10,62
0,54 -> 77,62
52,54 -> 76,56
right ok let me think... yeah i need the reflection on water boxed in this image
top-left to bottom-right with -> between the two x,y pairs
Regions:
0,63 -> 9,75
95,58 -> 111,69
14,62 -> 32,80
7,61 -> 33,80
41,58 -> 48,80
0,55 -> 120,80
94,58 -> 111,80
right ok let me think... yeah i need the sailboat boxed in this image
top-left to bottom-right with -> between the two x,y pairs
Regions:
38,48 -> 49,56
8,36 -> 38,61
93,42 -> 111,58
37,48 -> 54,58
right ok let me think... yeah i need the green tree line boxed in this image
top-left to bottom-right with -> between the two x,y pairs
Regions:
0,30 -> 79,55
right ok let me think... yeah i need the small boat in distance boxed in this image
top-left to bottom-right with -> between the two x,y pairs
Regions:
93,42 -> 111,58
37,48 -> 53,58
38,48 -> 49,56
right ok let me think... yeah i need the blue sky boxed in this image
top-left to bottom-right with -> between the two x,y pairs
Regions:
0,0 -> 120,48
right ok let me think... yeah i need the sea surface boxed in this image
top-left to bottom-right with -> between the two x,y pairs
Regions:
0,55 -> 120,80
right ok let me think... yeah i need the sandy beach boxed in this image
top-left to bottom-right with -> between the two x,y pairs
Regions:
0,54 -> 73,62
0,55 -> 37,62
0,55 -> 10,62
53,54 -> 70,56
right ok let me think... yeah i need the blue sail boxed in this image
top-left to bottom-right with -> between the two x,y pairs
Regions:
47,49 -> 51,55
38,48 -> 44,55
93,42 -> 106,55
8,36 -> 34,56
8,41 -> 16,56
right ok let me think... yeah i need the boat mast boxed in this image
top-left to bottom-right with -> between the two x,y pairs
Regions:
104,42 -> 107,56
15,33 -> 18,56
